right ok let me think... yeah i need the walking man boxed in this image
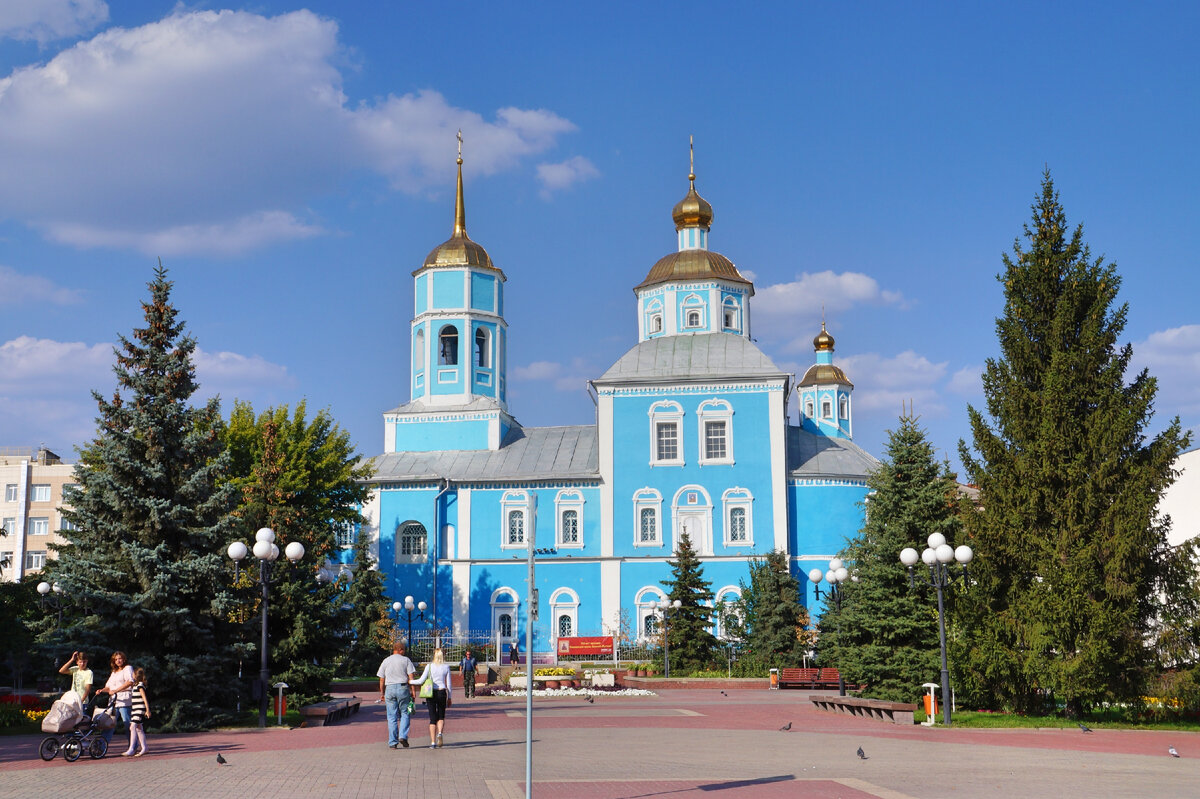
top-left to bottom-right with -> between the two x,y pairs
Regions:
377,640 -> 416,749
460,649 -> 477,699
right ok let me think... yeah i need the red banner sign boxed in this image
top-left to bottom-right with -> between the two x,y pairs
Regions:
557,636 -> 613,656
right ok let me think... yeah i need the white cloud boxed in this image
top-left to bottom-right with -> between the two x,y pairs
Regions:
1133,325 -> 1200,416
536,156 -> 600,197
0,265 -> 83,305
46,211 -> 324,256
836,350 -> 949,415
0,0 -> 107,43
0,9 -> 580,255
512,358 -> 591,392
947,365 -> 983,396
0,335 -> 295,451
755,270 -> 907,321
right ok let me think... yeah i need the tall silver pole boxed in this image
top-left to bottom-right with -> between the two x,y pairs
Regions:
525,534 -> 534,798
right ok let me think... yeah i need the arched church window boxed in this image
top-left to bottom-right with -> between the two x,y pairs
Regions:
651,314 -> 663,333
439,325 -> 459,365
822,399 -> 832,418
686,310 -> 701,328
558,614 -> 572,637
474,329 -> 484,367
399,522 -> 427,556
414,329 -> 425,371
805,399 -> 814,418
839,396 -> 848,418
498,613 -> 513,638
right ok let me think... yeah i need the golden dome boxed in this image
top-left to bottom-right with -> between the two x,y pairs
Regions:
416,142 -> 501,275
672,180 -> 714,231
814,322 -> 835,351
799,363 -> 853,388
635,249 -> 752,291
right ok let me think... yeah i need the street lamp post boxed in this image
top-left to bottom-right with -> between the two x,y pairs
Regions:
655,599 -> 682,679
899,533 -> 973,726
809,558 -> 856,696
227,527 -> 305,729
36,581 -> 64,626
392,596 -> 427,647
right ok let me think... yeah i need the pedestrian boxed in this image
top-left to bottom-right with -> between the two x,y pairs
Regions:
121,668 -> 151,757
509,641 -> 519,666
411,648 -> 452,748
57,651 -> 92,703
377,640 -> 416,749
96,650 -> 134,746
460,649 -> 477,699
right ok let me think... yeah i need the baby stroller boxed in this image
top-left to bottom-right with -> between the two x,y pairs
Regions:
39,692 -> 112,762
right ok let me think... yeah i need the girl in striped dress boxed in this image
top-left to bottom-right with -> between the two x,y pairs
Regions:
122,668 -> 151,757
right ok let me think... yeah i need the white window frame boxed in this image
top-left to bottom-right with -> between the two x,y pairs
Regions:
28,517 -> 49,536
396,520 -> 427,562
474,326 -> 490,368
1,517 -> 14,535
632,488 -> 663,547
680,293 -> 706,330
501,490 -> 534,550
644,298 -> 664,337
549,588 -> 579,646
721,297 -> 742,332
414,328 -> 426,372
59,513 -> 78,532
648,401 -> 684,466
634,587 -> 668,644
670,485 -> 714,555
25,550 -> 46,570
490,587 -> 519,646
721,487 -> 754,547
839,395 -> 849,419
804,397 -> 814,419
714,586 -> 742,640
555,489 -> 584,549
697,399 -> 734,465
822,396 -> 833,419
30,484 -> 50,502
4,484 -> 18,502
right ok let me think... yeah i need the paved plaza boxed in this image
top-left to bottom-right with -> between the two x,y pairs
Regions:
1,688 -> 1194,798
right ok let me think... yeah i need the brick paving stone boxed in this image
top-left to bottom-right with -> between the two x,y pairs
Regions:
1,689 -> 1197,798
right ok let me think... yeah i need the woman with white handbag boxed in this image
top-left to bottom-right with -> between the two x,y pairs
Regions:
410,649 -> 453,749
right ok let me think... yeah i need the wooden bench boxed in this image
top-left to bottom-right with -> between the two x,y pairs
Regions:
778,668 -> 819,688
809,694 -> 916,725
298,697 -> 362,727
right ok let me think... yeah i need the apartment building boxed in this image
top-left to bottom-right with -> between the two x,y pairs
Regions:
0,447 -> 76,582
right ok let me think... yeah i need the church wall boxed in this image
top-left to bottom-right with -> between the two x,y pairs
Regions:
465,484 -> 602,560
390,418 -> 491,452
415,274 -> 428,314
470,272 -> 497,312
786,480 -> 870,559
432,270 -> 465,307
609,386 -> 780,559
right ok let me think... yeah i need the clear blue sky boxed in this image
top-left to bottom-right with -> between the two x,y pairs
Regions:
2,1 -> 1198,477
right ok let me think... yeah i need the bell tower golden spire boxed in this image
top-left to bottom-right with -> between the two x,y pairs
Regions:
453,129 -> 466,239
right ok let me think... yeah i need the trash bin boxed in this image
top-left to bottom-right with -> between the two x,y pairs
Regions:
273,695 -> 287,716
769,668 -> 779,690
922,693 -> 936,717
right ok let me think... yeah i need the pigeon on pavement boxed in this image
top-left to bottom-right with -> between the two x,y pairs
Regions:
1078,723 -> 1092,733
779,722 -> 792,731
1169,746 -> 1180,758
857,747 -> 867,760
585,696 -> 594,703
216,752 -> 227,765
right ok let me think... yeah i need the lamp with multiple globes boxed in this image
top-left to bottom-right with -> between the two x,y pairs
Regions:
808,558 -> 858,696
392,595 -> 428,646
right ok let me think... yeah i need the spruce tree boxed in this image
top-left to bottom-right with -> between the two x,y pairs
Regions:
221,400 -> 373,704
49,265 -> 239,730
660,531 -> 718,671
337,529 -> 393,677
956,171 -> 1192,716
819,414 -> 958,702
731,550 -> 810,671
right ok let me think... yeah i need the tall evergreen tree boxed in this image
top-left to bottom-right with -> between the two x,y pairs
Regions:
337,529 -> 393,677
956,172 -> 1192,716
819,413 -> 958,702
48,265 -> 238,730
221,400 -> 374,704
660,531 -> 718,670
730,550 -> 811,670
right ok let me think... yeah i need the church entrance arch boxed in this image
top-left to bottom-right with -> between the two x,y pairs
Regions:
671,485 -> 713,555
490,587 -> 519,662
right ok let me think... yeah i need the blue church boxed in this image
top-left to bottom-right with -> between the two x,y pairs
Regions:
362,145 -> 878,656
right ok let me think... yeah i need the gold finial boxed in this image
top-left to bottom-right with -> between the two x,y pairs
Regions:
453,130 -> 466,238
688,135 -> 696,185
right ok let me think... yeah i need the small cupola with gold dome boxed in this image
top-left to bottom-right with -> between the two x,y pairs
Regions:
390,131 -> 514,453
634,138 -> 754,342
798,319 -> 854,439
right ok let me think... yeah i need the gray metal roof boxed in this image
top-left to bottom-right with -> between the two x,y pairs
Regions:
788,427 -> 879,480
595,333 -> 788,384
368,424 -> 599,484
384,396 -> 507,416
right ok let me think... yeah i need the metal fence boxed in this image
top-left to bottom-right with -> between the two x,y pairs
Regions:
401,629 -> 663,668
